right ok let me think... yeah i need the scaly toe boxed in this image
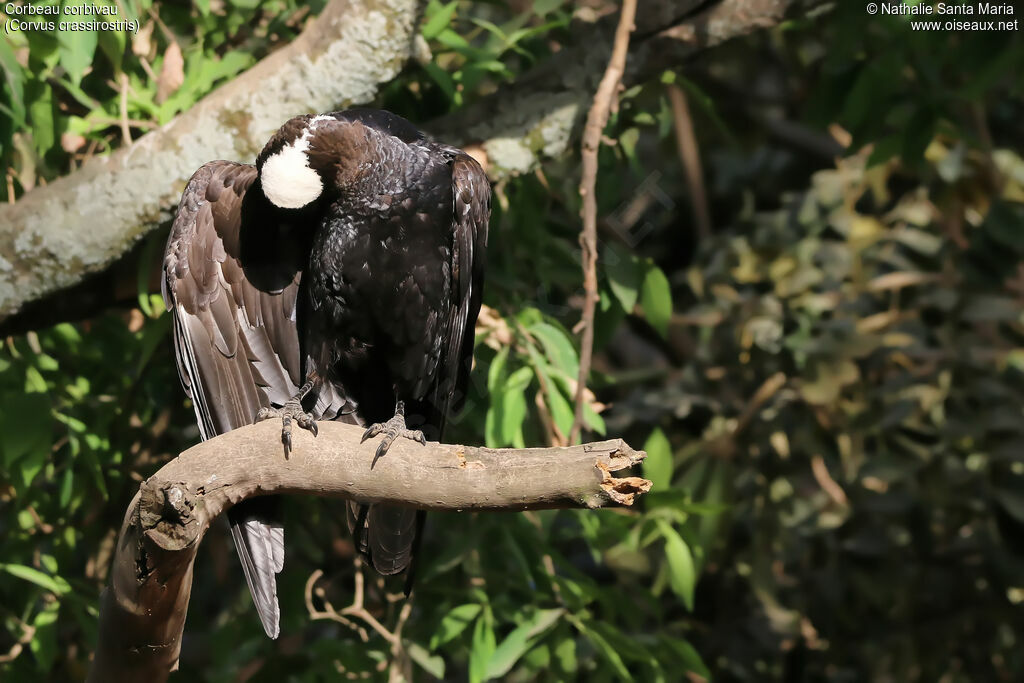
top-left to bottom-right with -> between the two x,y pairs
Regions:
361,423 -> 384,443
374,436 -> 396,462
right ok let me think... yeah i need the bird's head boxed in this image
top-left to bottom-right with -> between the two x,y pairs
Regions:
255,114 -> 344,210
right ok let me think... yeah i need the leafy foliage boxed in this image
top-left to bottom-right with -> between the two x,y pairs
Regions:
2,0 -> 1024,681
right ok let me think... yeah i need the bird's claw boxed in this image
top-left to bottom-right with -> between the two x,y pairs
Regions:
361,411 -> 425,467
255,399 -> 318,456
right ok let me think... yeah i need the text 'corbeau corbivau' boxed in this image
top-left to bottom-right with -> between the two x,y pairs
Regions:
162,109 -> 490,639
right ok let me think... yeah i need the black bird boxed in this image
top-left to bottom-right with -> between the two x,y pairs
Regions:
162,109 -> 489,638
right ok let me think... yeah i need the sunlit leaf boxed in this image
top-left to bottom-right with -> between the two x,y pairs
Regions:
640,264 -> 672,338
423,0 -> 458,40
642,427 -> 673,491
1,563 -> 71,595
57,26 -> 98,86
655,520 -> 695,610
430,603 -> 482,650
469,609 -> 497,683
484,608 -> 563,679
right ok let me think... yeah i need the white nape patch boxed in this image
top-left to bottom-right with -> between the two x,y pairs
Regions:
261,139 -> 322,209
260,116 -> 336,209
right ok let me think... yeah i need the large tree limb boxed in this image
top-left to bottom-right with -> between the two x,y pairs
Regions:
434,0 -> 827,173
0,0 -> 422,324
87,420 -> 649,683
0,0 -> 826,327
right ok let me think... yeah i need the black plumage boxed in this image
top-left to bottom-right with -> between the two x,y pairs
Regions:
162,109 -> 489,638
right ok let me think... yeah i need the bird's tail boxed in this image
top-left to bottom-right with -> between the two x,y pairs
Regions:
228,499 -> 285,639
348,502 -> 423,585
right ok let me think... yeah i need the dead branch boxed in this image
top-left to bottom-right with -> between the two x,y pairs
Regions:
570,0 -> 638,444
87,419 -> 649,683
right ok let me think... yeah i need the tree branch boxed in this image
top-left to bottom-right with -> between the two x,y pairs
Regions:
436,0 -> 827,172
87,420 -> 649,683
0,0 -> 828,328
0,0 -> 423,324
571,0 -> 639,444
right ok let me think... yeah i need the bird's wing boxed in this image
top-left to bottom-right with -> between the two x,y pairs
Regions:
162,160 -> 303,639
436,151 -> 490,422
351,150 -> 490,584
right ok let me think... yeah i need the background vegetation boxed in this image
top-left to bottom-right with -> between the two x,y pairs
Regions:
2,0 -> 1023,680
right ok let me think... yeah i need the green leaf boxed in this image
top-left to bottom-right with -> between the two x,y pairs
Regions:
554,635 -> 577,673
57,25 -> 98,86
655,520 -> 696,610
95,0 -> 126,70
660,636 -> 710,678
435,27 -> 470,50
642,427 -> 673,491
423,0 -> 458,40
423,61 -> 457,102
0,36 -> 27,125
407,640 -> 445,678
640,264 -> 672,338
582,400 -> 606,436
500,386 -> 529,448
0,393 -> 51,466
484,609 -> 563,679
486,360 -> 532,446
533,0 -> 566,15
59,467 -> 74,508
530,321 -> 579,378
31,602 -> 60,671
604,246 -> 645,313
430,603 -> 482,650
25,365 -> 48,393
572,617 -> 632,681
487,346 -> 509,393
28,85 -> 54,155
538,365 -> 574,438
469,609 -> 497,683
0,563 -> 71,595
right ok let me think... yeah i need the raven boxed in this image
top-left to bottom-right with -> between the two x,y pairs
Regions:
162,109 -> 489,638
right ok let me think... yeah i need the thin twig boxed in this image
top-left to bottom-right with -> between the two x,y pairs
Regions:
733,372 -> 786,439
387,600 -> 414,683
666,82 -> 711,241
0,619 -> 35,664
811,454 -> 848,507
118,74 -> 132,146
571,0 -> 639,444
341,561 -> 398,646
305,569 -> 368,641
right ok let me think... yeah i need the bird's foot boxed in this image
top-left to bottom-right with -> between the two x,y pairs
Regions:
361,402 -> 425,466
256,397 -> 318,456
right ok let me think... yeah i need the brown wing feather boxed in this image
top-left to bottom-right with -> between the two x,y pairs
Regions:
162,160 -> 302,639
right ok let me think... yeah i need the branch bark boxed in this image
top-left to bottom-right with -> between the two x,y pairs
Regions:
0,0 -> 423,324
87,420 -> 649,683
